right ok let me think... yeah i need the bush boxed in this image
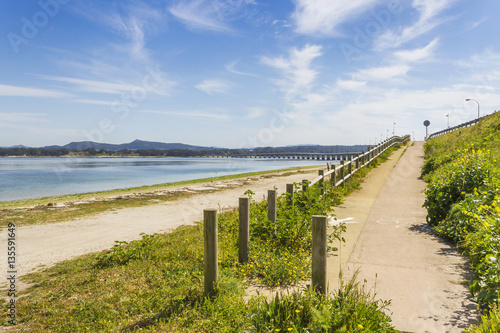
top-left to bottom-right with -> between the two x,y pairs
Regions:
466,306 -> 500,333
249,274 -> 396,332
423,149 -> 493,226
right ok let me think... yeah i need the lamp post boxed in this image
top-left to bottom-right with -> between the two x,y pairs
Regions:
392,122 -> 396,136
386,129 -> 389,139
465,98 -> 480,119
446,113 -> 449,128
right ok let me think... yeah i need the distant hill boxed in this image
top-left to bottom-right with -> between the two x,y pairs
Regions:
43,139 -> 214,151
40,140 -> 368,153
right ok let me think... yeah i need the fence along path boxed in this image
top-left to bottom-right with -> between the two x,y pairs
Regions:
310,134 -> 411,188
427,110 -> 498,140
202,134 -> 411,295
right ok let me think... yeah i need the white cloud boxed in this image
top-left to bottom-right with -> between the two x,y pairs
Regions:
375,0 -> 456,50
467,17 -> 490,31
0,84 -> 69,98
225,61 -> 257,77
336,79 -> 367,90
41,76 -> 138,94
195,79 -> 231,94
42,75 -> 173,96
394,38 -> 439,62
169,0 -> 255,33
74,99 -> 127,106
457,49 -> 500,69
137,109 -> 231,120
353,64 -> 410,81
292,0 -> 379,36
245,107 -> 268,119
261,44 -> 323,101
73,2 -> 164,61
0,113 -> 47,122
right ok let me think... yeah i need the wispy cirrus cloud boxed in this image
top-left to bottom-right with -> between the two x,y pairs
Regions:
260,44 -> 323,102
195,79 -> 232,94
0,84 -> 70,98
41,75 -> 174,96
244,107 -> 268,119
0,112 -> 47,122
169,0 -> 256,33
352,64 -> 410,81
292,0 -> 379,36
225,61 -> 258,77
137,109 -> 231,120
74,99 -> 127,106
73,2 -> 165,61
394,38 -> 439,62
336,79 -> 367,90
375,0 -> 456,50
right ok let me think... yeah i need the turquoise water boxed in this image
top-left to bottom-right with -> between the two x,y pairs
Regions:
0,157 -> 324,201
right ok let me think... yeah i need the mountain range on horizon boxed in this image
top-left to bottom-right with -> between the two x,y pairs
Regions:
2,139 -> 368,153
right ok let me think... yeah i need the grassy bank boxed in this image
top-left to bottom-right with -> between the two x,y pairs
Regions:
0,166 -> 318,228
422,111 -> 500,331
1,148 -> 402,332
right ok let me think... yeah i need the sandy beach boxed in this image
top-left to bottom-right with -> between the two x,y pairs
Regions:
0,167 -> 320,278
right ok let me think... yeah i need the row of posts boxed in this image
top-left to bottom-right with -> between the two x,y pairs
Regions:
204,135 -> 409,296
204,193 -> 328,296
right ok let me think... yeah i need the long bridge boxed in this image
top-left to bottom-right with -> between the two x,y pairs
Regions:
227,152 -> 362,161
204,136 -> 411,161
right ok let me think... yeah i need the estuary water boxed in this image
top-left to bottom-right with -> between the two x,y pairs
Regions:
0,157 -> 324,201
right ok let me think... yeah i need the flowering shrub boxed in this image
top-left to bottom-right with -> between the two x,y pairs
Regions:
423,149 -> 493,226
424,135 -> 500,314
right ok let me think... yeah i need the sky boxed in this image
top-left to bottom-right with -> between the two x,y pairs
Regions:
1,0 -> 499,149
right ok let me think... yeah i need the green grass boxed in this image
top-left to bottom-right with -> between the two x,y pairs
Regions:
423,111 -> 500,330
1,148 -> 403,332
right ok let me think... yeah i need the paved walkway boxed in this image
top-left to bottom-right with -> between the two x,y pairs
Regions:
329,142 -> 479,332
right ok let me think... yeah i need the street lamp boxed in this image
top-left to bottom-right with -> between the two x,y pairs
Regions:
465,98 -> 480,119
392,122 -> 396,136
446,113 -> 449,128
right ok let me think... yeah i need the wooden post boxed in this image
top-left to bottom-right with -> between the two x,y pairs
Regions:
340,160 -> 345,187
204,209 -> 218,296
302,179 -> 308,192
238,197 -> 249,263
267,189 -> 276,222
286,183 -> 294,207
331,166 -> 337,186
312,215 -> 327,295
355,154 -> 360,170
318,170 -> 324,195
348,156 -> 352,177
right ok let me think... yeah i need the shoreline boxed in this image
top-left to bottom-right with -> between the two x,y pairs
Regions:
0,166 -> 322,276
0,165 -> 321,210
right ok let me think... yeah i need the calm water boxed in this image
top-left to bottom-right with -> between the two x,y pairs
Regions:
0,157 -> 324,201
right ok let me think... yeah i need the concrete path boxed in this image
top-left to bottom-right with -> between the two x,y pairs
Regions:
332,142 -> 479,332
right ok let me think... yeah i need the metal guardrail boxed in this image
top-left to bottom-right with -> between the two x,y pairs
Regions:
309,134 -> 411,187
427,111 -> 498,140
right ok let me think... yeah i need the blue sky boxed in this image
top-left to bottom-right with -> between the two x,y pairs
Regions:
1,0 -> 499,148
